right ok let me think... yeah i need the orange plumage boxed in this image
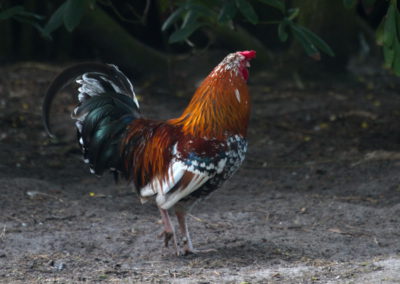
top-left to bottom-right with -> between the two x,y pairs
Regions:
169,67 -> 250,138
43,50 -> 256,255
121,119 -> 177,189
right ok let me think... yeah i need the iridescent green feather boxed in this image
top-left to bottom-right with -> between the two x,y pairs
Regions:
79,92 -> 140,175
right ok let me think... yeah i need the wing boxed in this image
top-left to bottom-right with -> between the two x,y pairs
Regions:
140,160 -> 211,210
140,142 -> 228,210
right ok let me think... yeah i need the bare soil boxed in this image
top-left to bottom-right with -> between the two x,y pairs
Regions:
0,61 -> 400,283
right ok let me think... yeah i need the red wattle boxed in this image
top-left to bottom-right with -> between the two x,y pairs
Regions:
242,68 -> 249,81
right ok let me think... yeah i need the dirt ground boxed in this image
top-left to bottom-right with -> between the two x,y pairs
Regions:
0,59 -> 400,283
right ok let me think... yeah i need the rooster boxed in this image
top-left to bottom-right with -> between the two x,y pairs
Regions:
42,50 -> 256,255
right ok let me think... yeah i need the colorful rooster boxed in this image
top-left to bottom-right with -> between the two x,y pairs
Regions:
43,50 -> 256,255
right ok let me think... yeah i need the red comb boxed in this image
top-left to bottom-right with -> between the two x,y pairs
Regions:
239,50 -> 256,59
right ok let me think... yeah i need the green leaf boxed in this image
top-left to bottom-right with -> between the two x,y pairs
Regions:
162,6 -> 185,31
218,1 -> 237,23
278,21 -> 288,42
384,3 -> 396,47
291,25 -> 320,60
235,0 -> 258,25
376,18 -> 385,46
257,0 -> 285,13
43,2 -> 67,37
396,8 -> 400,44
63,0 -> 87,32
185,2 -> 213,17
288,8 -> 300,21
0,5 -> 43,22
182,10 -> 198,29
392,39 -> 400,75
168,22 -> 203,43
17,10 -> 44,20
13,15 -> 45,34
0,6 -> 24,20
383,45 -> 395,68
297,26 -> 334,57
343,0 -> 356,9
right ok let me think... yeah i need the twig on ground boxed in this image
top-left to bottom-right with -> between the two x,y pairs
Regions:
352,150 -> 400,167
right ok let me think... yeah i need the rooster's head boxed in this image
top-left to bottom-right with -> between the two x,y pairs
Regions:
211,50 -> 256,81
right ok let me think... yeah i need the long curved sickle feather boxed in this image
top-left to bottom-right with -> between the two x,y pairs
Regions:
42,62 -> 132,138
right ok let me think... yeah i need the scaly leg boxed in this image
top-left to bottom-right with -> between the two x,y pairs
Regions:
158,208 -> 179,255
175,209 -> 194,255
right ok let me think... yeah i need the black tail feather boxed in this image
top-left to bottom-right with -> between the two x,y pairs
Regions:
42,62 -> 138,138
43,62 -> 141,176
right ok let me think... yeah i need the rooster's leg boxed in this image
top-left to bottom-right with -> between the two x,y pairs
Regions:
175,209 -> 194,255
158,208 -> 179,254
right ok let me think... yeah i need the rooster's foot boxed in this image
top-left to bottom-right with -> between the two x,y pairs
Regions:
158,230 -> 173,247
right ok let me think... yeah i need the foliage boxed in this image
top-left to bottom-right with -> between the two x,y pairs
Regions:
161,0 -> 334,59
1,0 -> 334,60
0,1 -> 92,39
42,0 -> 93,38
375,0 -> 400,75
343,0 -> 400,76
4,0 -> 400,76
0,5 -> 44,33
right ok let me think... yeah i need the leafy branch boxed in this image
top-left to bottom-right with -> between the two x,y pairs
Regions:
375,0 -> 400,75
0,5 -> 44,34
162,0 -> 334,59
42,0 -> 92,39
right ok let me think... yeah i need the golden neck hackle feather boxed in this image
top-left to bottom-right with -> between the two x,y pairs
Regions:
170,67 -> 250,139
